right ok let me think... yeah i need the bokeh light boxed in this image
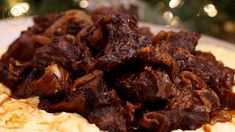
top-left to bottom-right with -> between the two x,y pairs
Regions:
79,0 -> 89,8
163,11 -> 173,23
169,16 -> 180,26
10,2 -> 30,17
169,0 -> 181,8
204,4 -> 217,17
224,21 -> 235,33
156,2 -> 165,10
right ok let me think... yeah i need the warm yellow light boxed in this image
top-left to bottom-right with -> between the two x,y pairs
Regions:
163,11 -> 173,23
204,4 -> 217,17
170,17 -> 180,26
10,2 -> 30,17
224,21 -> 235,33
79,0 -> 89,8
156,2 -> 165,10
169,0 -> 181,8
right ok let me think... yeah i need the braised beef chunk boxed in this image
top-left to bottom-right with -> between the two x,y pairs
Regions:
88,106 -> 126,132
140,110 -> 210,132
152,37 -> 235,100
168,71 -> 220,111
33,13 -> 63,34
39,71 -> 122,115
192,51 -> 235,91
117,66 -> 176,104
93,13 -> 151,72
137,27 -> 153,39
43,10 -> 93,37
0,8 -> 235,132
153,31 -> 201,52
13,64 -> 71,98
33,35 -> 94,74
39,70 -> 107,115
138,46 -> 179,80
0,14 -> 64,63
0,31 -> 37,63
0,58 -> 32,88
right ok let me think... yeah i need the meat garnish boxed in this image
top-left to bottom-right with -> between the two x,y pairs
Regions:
0,8 -> 235,132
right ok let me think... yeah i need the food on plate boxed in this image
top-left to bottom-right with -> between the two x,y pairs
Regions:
0,84 -> 100,132
0,8 -> 235,132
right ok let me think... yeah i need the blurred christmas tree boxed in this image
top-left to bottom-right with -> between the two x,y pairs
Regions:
142,0 -> 235,43
0,0 -> 235,43
0,0 -> 81,18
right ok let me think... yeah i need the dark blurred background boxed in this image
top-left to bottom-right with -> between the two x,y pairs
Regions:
1,0 -> 235,43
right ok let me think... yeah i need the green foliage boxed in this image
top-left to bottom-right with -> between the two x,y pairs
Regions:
142,0 -> 235,43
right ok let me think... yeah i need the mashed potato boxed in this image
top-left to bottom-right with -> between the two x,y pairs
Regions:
0,84 -> 100,132
0,44 -> 234,132
173,119 -> 235,132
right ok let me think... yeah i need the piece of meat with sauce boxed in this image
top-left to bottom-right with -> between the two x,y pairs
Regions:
87,90 -> 127,132
0,58 -> 32,89
88,106 -> 127,132
0,30 -> 37,63
166,71 -> 220,111
12,64 -> 71,98
0,13 -> 67,90
38,70 -> 122,114
91,13 -> 151,72
140,110 -> 210,132
33,13 -> 63,34
116,65 -> 220,131
117,66 -> 176,104
0,14 -> 63,63
39,70 -> 107,115
153,31 -> 201,52
138,46 -> 179,80
43,10 -> 93,37
39,70 -> 127,132
192,51 -> 235,92
152,32 -> 235,103
33,35 -> 95,75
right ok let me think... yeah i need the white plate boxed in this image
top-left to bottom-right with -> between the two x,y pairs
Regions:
0,17 -> 235,68
0,17 -> 235,132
